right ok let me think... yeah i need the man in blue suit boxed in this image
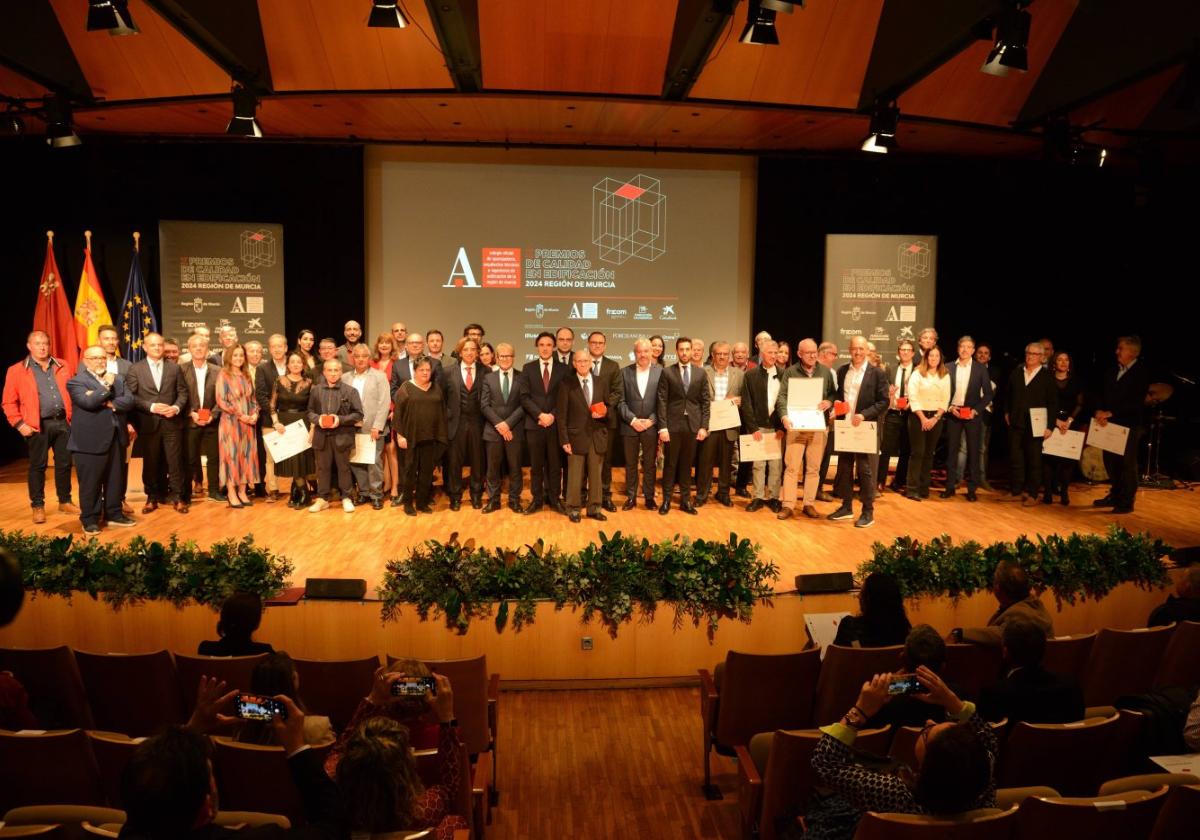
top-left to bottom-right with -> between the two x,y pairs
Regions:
942,335 -> 994,501
68,346 -> 138,533
618,339 -> 662,510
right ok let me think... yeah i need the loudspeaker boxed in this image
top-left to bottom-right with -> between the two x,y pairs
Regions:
305,577 -> 368,600
794,572 -> 855,594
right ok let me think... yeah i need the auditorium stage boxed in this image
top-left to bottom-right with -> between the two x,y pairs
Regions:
0,459 -> 1196,595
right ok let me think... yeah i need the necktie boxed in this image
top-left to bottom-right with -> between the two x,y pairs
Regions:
583,378 -> 591,406
900,367 -> 908,398
502,371 -> 510,401
543,362 -> 550,393
465,366 -> 473,390
682,365 -> 690,390
151,361 -> 161,390
593,360 -> 601,377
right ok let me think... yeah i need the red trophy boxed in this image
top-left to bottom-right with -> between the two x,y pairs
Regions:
196,407 -> 211,424
319,414 -> 337,429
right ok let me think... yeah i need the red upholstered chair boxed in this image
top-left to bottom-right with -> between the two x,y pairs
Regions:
174,653 -> 268,714
1149,783 -> 1200,840
811,645 -> 903,726
1041,633 -> 1095,682
997,714 -> 1121,796
852,807 -> 1017,839
942,643 -> 1003,701
1015,787 -> 1169,839
1154,620 -> 1200,688
212,738 -> 331,826
86,731 -> 142,809
291,656 -> 380,733
0,646 -> 93,730
1080,625 -> 1174,707
0,729 -> 105,815
73,650 -> 183,737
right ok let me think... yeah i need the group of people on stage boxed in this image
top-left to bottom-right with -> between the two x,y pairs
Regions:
3,317 -> 1150,531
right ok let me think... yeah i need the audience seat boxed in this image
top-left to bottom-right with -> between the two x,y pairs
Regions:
942,643 -> 1003,701
1099,772 -> 1200,796
2,806 -> 125,840
1148,783 -> 1200,840
0,647 -> 93,730
0,730 -> 105,815
1015,786 -> 1168,839
737,726 -> 890,840
1153,620 -> 1200,688
852,807 -> 1017,839
214,811 -> 292,830
888,720 -> 1005,772
85,732 -> 141,809
211,738 -> 329,826
0,827 -> 62,837
994,787 -> 1058,809
1080,625 -> 1174,707
698,649 -> 821,798
997,714 -> 1121,796
811,645 -> 903,727
73,650 -> 183,738
174,652 -> 269,714
291,655 -> 380,732
1041,633 -> 1095,681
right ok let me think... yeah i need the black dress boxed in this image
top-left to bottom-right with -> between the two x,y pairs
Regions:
271,376 -> 316,478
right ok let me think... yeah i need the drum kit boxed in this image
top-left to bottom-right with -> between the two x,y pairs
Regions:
1140,380 -> 1186,490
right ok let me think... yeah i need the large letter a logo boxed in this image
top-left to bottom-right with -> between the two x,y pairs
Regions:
442,247 -> 480,288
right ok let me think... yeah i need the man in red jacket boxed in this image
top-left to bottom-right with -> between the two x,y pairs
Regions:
2,331 -> 78,523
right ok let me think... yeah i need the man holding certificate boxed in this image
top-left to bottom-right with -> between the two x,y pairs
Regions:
775,339 -> 834,520
828,336 -> 889,528
697,342 -> 744,507
1092,335 -> 1151,514
1004,342 -> 1057,506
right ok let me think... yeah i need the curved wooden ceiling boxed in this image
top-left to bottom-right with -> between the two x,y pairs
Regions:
2,0 -> 1197,159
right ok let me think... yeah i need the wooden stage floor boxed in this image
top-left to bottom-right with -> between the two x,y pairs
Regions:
1,459 -> 1196,594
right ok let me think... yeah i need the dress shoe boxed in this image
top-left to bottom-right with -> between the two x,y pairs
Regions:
888,483 -> 907,495
965,491 -> 978,502
568,508 -> 581,523
404,502 -> 417,516
174,501 -> 190,514
801,505 -> 820,519
142,500 -> 158,514
550,501 -> 567,515
939,489 -> 955,499
716,493 -> 733,507
107,516 -> 136,528
508,499 -> 523,513
523,502 -> 543,515
768,500 -> 782,513
208,491 -> 228,503
681,503 -> 698,515
622,498 -> 637,511
1113,505 -> 1134,514
644,498 -> 656,510
1060,491 -> 1070,506
777,507 -> 794,521
1041,493 -> 1054,505
372,498 -> 384,510
59,502 -> 81,515
587,508 -> 608,522
905,492 -> 922,502
482,500 -> 500,514
83,523 -> 102,534
658,501 -> 670,516
1092,496 -> 1115,507
417,504 -> 433,514
735,486 -> 751,498
816,491 -> 836,503
1021,495 -> 1038,507
449,499 -> 462,511
695,494 -> 709,507
32,507 -> 46,524
601,498 -> 617,513
978,481 -> 994,491
192,481 -> 204,496
746,499 -> 764,513
471,497 -> 483,510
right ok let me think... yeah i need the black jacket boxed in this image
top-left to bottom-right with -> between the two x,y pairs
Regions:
978,665 -> 1084,725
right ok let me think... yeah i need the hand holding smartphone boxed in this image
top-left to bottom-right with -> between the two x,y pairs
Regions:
234,692 -> 289,721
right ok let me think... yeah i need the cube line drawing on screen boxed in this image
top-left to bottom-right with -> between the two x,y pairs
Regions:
592,174 -> 666,265
241,229 -> 277,269
897,241 -> 931,279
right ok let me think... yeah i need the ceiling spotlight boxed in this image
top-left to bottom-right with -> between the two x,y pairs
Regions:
981,3 -> 1031,77
44,97 -> 81,148
1070,144 -> 1107,168
3,109 -> 24,136
367,1 -> 409,28
86,0 -> 139,36
226,86 -> 263,138
740,0 -> 780,46
861,101 -> 899,154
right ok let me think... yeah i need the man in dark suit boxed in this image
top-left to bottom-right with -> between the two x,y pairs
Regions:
389,332 -> 441,395
585,331 -> 622,512
978,617 -> 1084,725
557,350 -> 614,522
1004,342 -> 1058,505
520,332 -> 570,515
443,338 -> 486,510
256,334 -> 291,502
179,334 -> 223,505
90,324 -> 135,515
480,342 -> 525,513
942,336 -> 994,502
1093,335 -> 1151,514
657,337 -> 710,515
68,346 -> 137,533
877,339 -> 916,495
125,333 -> 188,514
828,336 -> 889,528
306,359 -> 364,513
618,339 -> 662,510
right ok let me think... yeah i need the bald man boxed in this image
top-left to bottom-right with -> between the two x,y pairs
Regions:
336,320 -> 364,367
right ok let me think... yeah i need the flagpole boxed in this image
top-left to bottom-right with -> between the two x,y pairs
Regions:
85,229 -> 92,250
46,230 -> 53,244
133,231 -> 140,252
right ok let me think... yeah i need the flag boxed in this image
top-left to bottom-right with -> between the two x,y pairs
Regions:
31,234 -> 79,371
120,239 -> 157,363
73,234 -> 113,352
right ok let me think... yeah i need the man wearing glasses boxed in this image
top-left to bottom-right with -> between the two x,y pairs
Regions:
480,342 -> 526,513
1004,342 -> 1057,505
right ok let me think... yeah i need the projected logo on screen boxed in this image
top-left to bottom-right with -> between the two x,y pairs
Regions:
592,175 -> 666,265
240,229 -> 277,269
897,241 -> 931,279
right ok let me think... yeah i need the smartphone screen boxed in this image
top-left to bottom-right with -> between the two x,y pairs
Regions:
235,693 -> 286,721
390,676 -> 437,697
887,676 -> 928,696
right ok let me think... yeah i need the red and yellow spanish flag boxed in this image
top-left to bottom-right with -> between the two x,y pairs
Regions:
73,230 -> 112,351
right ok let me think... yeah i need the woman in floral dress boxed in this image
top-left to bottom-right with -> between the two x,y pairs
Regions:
216,344 -> 260,508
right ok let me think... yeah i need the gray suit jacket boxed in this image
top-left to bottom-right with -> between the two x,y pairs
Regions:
342,367 -> 391,433
618,364 -> 662,436
702,365 -> 745,441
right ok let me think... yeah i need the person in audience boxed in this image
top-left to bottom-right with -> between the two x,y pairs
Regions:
955,560 -> 1053,646
344,345 -> 391,510
867,624 -> 958,729
1093,335 -> 1151,514
741,340 -> 784,512
119,677 -> 341,839
235,653 -> 334,748
334,671 -> 468,840
394,356 -> 448,515
198,592 -> 274,656
0,547 -> 23,627
833,572 -> 912,648
904,344 -> 949,501
0,548 -> 37,730
978,616 -> 1084,725
307,359 -> 364,514
618,339 -> 662,510
215,344 -> 260,509
809,666 -> 997,837
295,329 -> 317,373
270,352 -> 317,510
1185,690 -> 1200,751
649,334 -> 666,366
480,342 -> 525,513
1043,350 -> 1084,505
1004,341 -> 1057,505
1147,565 -> 1200,627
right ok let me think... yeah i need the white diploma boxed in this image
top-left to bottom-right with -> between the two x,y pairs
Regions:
1087,418 -> 1130,455
262,419 -> 311,464
739,432 -> 782,461
1042,429 -> 1085,460
804,612 -> 852,660
350,432 -> 377,465
708,398 -> 741,432
833,419 -> 878,454
786,378 -> 826,430
1029,407 -> 1048,438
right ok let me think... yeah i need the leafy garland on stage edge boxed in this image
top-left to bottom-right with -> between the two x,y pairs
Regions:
860,524 -> 1172,607
0,530 -> 293,611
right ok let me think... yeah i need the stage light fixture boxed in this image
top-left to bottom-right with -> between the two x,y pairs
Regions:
226,86 -> 263,138
86,0 -> 139,36
3,109 -> 24,136
1070,143 -> 1107,168
367,1 -> 409,28
981,3 -> 1031,77
740,0 -> 780,46
861,101 -> 899,154
44,97 -> 81,148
